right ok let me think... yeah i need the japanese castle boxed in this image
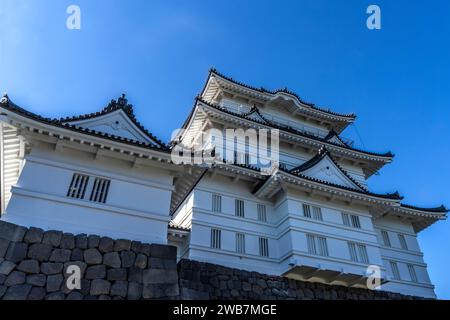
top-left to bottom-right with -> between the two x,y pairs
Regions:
0,69 -> 447,298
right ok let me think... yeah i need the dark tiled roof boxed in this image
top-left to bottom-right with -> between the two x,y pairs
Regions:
59,94 -> 167,149
279,166 -> 402,200
207,68 -> 357,120
196,97 -> 394,159
0,94 -> 170,153
323,129 -> 349,146
289,147 -> 368,191
400,204 -> 449,213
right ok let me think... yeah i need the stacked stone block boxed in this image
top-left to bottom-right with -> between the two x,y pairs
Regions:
0,220 -> 179,300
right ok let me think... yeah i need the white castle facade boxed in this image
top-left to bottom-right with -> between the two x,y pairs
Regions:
0,69 -> 447,298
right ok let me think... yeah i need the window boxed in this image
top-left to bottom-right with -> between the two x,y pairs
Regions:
407,264 -> 418,283
342,212 -> 361,228
212,194 -> 222,212
381,230 -> 391,247
257,204 -> 267,222
348,242 -> 369,263
357,244 -> 369,263
67,173 -> 90,199
307,234 -> 316,255
398,234 -> 408,250
348,242 -> 358,262
235,199 -> 245,217
89,177 -> 111,203
303,204 -> 322,221
351,215 -> 361,229
342,213 -> 351,226
211,229 -> 221,249
312,206 -> 323,221
236,233 -> 245,254
259,237 -> 269,257
307,234 -> 328,257
302,204 -> 311,218
390,261 -> 401,280
317,236 -> 329,256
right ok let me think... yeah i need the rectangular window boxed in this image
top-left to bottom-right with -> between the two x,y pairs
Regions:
302,204 -> 311,218
351,215 -> 361,229
257,204 -> 267,222
390,261 -> 401,280
398,234 -> 408,250
348,242 -> 358,262
407,264 -> 418,283
342,213 -> 351,226
381,230 -> 391,247
317,236 -> 329,256
357,244 -> 369,263
348,242 -> 369,263
212,194 -> 222,212
259,237 -> 269,257
307,234 -> 328,257
312,206 -> 323,221
67,173 -> 90,199
307,234 -> 316,255
236,233 -> 245,254
235,199 -> 245,217
89,177 -> 111,203
211,229 -> 221,249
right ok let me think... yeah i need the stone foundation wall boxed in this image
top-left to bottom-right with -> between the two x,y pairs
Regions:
0,221 -> 179,300
177,259 -> 423,300
0,221 -> 425,300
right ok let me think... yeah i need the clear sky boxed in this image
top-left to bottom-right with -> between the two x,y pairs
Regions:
1,0 -> 449,298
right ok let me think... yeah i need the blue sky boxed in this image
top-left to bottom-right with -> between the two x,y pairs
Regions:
1,0 -> 449,298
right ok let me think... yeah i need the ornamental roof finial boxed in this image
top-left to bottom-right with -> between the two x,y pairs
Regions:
0,92 -> 8,104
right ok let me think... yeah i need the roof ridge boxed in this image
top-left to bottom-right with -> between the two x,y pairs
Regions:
196,97 -> 394,159
0,95 -> 170,152
58,94 -> 168,148
208,68 -> 356,119
400,203 -> 449,213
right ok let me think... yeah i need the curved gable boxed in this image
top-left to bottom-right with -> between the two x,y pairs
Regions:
290,148 -> 366,192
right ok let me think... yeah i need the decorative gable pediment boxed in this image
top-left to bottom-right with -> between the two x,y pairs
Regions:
60,94 -> 165,148
290,148 -> 366,191
65,109 -> 152,143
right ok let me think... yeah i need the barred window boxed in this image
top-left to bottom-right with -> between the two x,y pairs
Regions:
257,204 -> 267,222
342,213 -> 351,226
351,215 -> 361,228
348,242 -> 358,262
357,244 -> 369,263
67,173 -> 90,199
211,229 -> 221,249
381,230 -> 391,247
407,264 -> 418,283
390,261 -> 401,280
259,237 -> 269,257
348,242 -> 369,263
398,234 -> 408,250
236,233 -> 245,254
312,206 -> 323,221
307,234 -> 316,255
302,204 -> 311,218
235,199 -> 245,217
212,194 -> 222,212
317,236 -> 328,256
89,177 -> 111,203
307,234 -> 328,257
